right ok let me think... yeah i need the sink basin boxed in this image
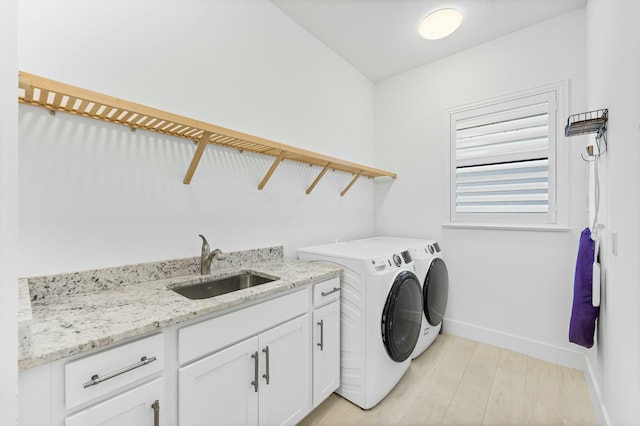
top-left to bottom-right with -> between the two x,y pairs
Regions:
171,272 -> 278,300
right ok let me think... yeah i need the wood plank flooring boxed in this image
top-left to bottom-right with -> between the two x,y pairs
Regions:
300,334 -> 597,426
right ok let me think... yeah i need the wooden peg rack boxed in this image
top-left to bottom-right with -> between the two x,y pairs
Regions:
18,71 -> 396,195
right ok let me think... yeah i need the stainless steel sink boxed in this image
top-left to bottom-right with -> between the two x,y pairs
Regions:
171,272 -> 278,300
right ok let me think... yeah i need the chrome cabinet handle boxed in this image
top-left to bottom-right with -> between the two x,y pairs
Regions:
317,320 -> 324,351
262,346 -> 270,385
251,351 -> 259,392
83,356 -> 157,388
321,287 -> 340,297
151,400 -> 160,426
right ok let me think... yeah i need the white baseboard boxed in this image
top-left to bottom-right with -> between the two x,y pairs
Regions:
584,355 -> 611,426
443,318 -> 585,370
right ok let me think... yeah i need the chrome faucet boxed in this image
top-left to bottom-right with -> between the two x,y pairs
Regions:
199,234 -> 225,275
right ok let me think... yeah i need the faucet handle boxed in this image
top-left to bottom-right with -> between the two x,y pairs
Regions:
198,235 -> 225,275
199,234 -> 210,255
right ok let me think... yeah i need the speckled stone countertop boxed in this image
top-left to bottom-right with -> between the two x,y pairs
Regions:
18,246 -> 341,371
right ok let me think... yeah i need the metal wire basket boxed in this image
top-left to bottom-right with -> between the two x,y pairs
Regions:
565,108 -> 608,137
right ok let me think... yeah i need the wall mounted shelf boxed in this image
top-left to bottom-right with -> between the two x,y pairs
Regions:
18,71 -> 396,195
565,108 -> 608,138
565,108 -> 608,161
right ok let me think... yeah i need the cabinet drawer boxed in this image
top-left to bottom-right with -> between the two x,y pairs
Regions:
65,333 -> 164,410
312,277 -> 340,307
65,378 -> 163,426
179,287 -> 309,365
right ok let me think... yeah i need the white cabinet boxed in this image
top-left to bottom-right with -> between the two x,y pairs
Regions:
19,276 -> 340,426
311,277 -> 340,407
19,334 -> 165,426
64,334 -> 165,426
179,337 -> 258,425
312,302 -> 340,407
64,333 -> 164,410
257,315 -> 310,425
178,288 -> 311,426
65,378 -> 163,426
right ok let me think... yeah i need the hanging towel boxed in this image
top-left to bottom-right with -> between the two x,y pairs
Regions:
569,228 -> 600,348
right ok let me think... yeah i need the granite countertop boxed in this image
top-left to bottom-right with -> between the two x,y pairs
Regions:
18,247 -> 341,371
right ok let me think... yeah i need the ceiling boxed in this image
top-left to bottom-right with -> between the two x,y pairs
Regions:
271,0 -> 587,82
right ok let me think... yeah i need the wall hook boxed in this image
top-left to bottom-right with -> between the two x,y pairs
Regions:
581,153 -> 595,163
581,145 -> 595,162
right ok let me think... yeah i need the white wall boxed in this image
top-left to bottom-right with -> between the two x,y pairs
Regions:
0,0 -> 18,423
18,0 -> 376,276
585,0 -> 640,424
374,9 -> 589,367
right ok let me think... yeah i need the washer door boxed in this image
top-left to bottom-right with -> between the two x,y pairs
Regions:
424,257 -> 449,327
381,270 -> 422,362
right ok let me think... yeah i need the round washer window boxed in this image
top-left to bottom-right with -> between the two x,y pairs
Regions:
381,270 -> 422,362
425,257 -> 449,327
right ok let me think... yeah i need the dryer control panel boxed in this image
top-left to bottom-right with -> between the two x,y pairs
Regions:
369,250 -> 413,274
409,242 -> 441,260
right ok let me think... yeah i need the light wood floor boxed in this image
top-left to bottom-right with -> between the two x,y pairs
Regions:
300,334 -> 597,426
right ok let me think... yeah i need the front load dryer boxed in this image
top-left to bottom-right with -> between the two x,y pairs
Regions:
298,240 -> 423,409
346,237 -> 449,359
407,240 -> 448,358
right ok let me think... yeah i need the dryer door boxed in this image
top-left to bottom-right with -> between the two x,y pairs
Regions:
381,270 -> 422,363
424,257 -> 449,327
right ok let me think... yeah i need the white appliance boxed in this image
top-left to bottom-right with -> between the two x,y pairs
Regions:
346,237 -> 449,359
298,240 -> 423,409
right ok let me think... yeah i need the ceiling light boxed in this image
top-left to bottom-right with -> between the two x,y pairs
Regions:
418,8 -> 462,40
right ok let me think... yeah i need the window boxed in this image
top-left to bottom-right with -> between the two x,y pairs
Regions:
446,83 -> 567,228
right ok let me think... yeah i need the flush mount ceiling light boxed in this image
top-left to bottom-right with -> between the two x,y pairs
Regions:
418,8 -> 462,40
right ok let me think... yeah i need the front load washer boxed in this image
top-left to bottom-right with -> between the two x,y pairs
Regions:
346,237 -> 449,359
298,240 -> 423,409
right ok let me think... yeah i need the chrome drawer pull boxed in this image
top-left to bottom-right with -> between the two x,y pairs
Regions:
151,400 -> 160,426
262,346 -> 270,385
317,320 -> 324,351
83,355 -> 157,388
321,287 -> 340,297
251,351 -> 259,392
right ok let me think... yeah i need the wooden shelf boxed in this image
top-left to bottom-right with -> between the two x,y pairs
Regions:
18,71 -> 396,195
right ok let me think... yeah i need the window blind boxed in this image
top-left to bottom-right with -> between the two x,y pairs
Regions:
450,91 -> 557,223
455,159 -> 549,213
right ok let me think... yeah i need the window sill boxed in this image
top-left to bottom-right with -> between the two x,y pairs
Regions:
442,222 -> 570,232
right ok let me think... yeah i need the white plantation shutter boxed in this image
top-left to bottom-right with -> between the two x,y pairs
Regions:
455,159 -> 549,213
450,91 -> 558,224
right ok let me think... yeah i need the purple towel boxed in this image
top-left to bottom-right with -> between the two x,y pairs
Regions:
569,228 -> 600,348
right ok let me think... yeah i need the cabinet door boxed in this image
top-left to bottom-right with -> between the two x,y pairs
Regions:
258,314 -> 310,426
65,378 -> 163,426
178,337 -> 259,426
312,300 -> 340,407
